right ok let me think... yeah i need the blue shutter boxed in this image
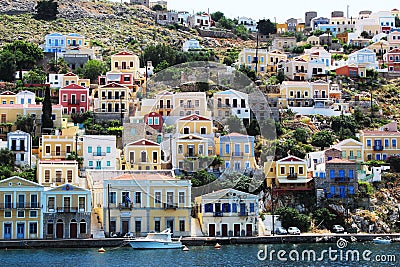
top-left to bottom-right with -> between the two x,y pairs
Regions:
88,146 -> 92,153
232,203 -> 237,212
330,170 -> 335,179
339,170 -> 345,178
106,147 -> 111,153
349,186 -> 354,194
349,170 -> 354,179
250,203 -> 255,212
205,203 -> 213,212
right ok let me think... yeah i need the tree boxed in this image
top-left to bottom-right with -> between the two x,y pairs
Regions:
151,4 -> 164,11
41,86 -> 53,131
218,17 -> 235,30
191,169 -> 217,187
225,115 -> 246,134
0,148 -> 16,168
0,50 -> 16,82
257,19 -> 276,35
238,65 -> 256,81
293,128 -> 309,143
48,58 -> 69,74
82,60 -> 107,83
154,60 -> 170,73
386,156 -> 400,172
220,172 -> 256,193
275,207 -> 311,232
15,115 -> 35,135
312,208 -> 340,230
360,31 -> 370,39
23,67 -> 46,84
234,24 -> 249,40
35,0 -> 58,20
2,41 -> 43,81
211,11 -> 224,22
311,130 -> 334,150
396,16 -> 400,28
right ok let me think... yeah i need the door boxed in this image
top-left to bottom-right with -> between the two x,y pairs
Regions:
234,224 -> 240,237
208,224 -> 215,237
56,220 -> 64,238
234,144 -> 240,156
18,194 -> 25,208
4,223 -> 11,239
71,95 -> 76,104
70,221 -> 77,238
166,100 -> 171,108
221,224 -> 228,237
166,219 -> 174,233
246,224 -> 253,237
5,195 -> 11,209
17,223 -> 25,239
188,145 -> 194,157
340,186 -> 346,198
122,220 -> 130,235
122,61 -> 126,70
167,192 -> 174,206
159,100 -> 164,108
96,161 -> 102,170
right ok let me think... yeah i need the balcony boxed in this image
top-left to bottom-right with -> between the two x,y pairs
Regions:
213,211 -> 223,217
93,152 -> 106,156
231,152 -> 244,157
68,101 -> 80,105
183,104 -> 195,108
11,146 -> 26,151
163,203 -> 178,210
56,207 -> 78,213
0,203 -> 13,209
287,173 -> 298,179
16,202 -> 41,209
373,145 -> 383,151
217,103 -> 231,108
118,203 -> 133,210
238,211 -> 248,216
348,156 -> 358,160
184,153 -> 198,159
156,105 -> 173,109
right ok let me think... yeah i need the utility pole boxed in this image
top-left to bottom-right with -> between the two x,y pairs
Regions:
75,133 -> 78,154
271,184 -> 275,236
107,183 -> 111,236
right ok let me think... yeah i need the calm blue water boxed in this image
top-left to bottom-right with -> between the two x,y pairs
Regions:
0,243 -> 399,267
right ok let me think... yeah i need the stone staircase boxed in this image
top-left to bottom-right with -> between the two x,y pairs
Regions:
91,210 -> 105,239
190,218 -> 204,237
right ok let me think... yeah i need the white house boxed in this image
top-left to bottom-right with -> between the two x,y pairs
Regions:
16,91 -> 36,105
7,130 -> 32,167
47,73 -> 64,88
213,89 -> 250,123
182,39 -> 202,52
348,48 -> 379,70
193,188 -> 259,237
188,13 -> 211,29
82,135 -> 117,170
238,17 -> 257,32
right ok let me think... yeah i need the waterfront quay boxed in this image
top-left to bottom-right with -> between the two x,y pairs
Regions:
0,233 -> 399,249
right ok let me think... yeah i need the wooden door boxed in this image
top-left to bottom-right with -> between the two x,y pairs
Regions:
246,224 -> 252,237
122,220 -> 129,235
234,224 -> 240,237
70,222 -> 77,238
208,224 -> 215,237
221,224 -> 228,237
56,221 -> 64,238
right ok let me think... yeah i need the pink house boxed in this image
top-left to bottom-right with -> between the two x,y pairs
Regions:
59,84 -> 89,114
144,112 -> 163,132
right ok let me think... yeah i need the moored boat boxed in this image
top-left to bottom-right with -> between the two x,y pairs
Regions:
373,237 -> 391,244
127,229 -> 183,249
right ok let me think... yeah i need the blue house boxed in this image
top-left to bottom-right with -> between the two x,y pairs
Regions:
44,32 -> 66,53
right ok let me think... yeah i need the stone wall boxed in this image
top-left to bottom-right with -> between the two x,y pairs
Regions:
197,28 -> 236,39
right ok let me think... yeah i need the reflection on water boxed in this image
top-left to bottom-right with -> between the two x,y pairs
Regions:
0,243 -> 399,267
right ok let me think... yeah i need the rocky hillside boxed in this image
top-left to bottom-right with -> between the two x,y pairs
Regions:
0,0 -> 248,58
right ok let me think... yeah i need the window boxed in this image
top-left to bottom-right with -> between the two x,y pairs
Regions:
29,222 -> 38,235
232,203 -> 237,212
107,161 -> 111,166
88,146 -> 92,153
250,203 -> 255,212
148,117 -> 153,125
195,100 -> 200,107
244,144 -> 250,154
67,170 -> 72,183
225,143 -> 230,154
89,161 -> 93,167
179,192 -> 185,204
200,127 -> 206,135
154,219 -> 161,232
45,146 -> 51,155
280,167 -> 285,175
154,117 -> 159,125
81,94 -> 86,102
155,192 -> 161,204
4,211 -> 11,218
62,94 -> 67,102
179,220 -> 185,232
55,171 -> 62,183
17,210 -> 25,218
80,220 -> 86,234
178,145 -> 183,154
349,170 -> 354,179
48,197 -> 55,211
366,139 -> 371,147
135,192 -> 141,204
299,166 -> 304,175
79,197 -> 85,211
222,203 -> 231,212
109,192 -> 116,204
330,170 -> 335,179
45,170 -> 50,183
204,203 -> 213,212
29,210 -> 37,218
392,139 -> 397,148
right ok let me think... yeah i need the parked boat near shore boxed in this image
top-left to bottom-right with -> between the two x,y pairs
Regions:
127,229 -> 183,249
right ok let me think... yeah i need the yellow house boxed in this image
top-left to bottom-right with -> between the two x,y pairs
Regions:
103,173 -> 191,237
176,114 -> 213,136
0,104 -> 63,134
332,138 -> 364,163
155,91 -> 174,116
266,155 -> 313,192
43,183 -> 91,239
277,23 -> 288,34
97,82 -> 130,115
172,92 -> 211,117
359,121 -> 400,161
124,139 -> 162,170
238,48 -> 268,73
0,176 -> 44,240
267,50 -> 288,73
36,160 -> 80,187
111,51 -> 140,73
40,135 -> 82,160
65,33 -> 87,48
216,132 -> 256,172
0,91 -> 17,105
62,72 -> 90,88
279,81 -> 312,108
173,134 -> 212,172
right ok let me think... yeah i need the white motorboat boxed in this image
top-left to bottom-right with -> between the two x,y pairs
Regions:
373,236 -> 391,244
127,229 -> 183,249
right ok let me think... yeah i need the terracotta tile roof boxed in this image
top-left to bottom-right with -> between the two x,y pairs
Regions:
326,158 -> 355,164
179,114 -> 211,121
127,139 -> 160,146
361,130 -> 400,136
114,51 -> 134,56
61,84 -> 87,90
64,72 -> 77,76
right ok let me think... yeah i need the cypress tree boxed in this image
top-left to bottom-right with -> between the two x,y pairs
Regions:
42,86 -> 53,131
